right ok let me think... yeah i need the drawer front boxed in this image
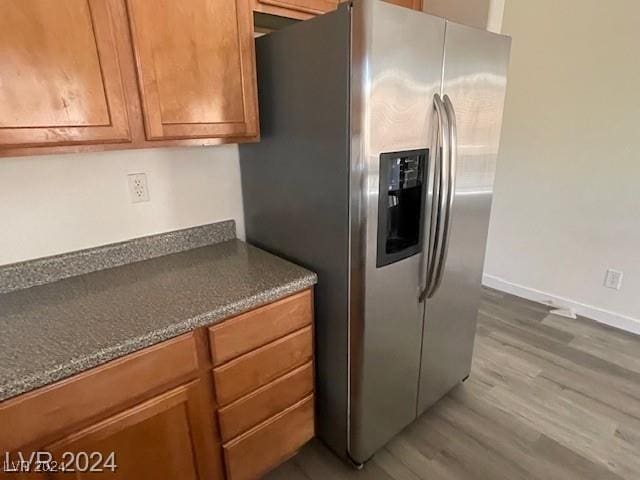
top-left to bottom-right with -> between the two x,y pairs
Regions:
213,326 -> 313,406
218,362 -> 313,442
209,289 -> 312,366
223,395 -> 314,480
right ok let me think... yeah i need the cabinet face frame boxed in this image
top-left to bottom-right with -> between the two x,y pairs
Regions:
0,0 -> 132,149
125,0 -> 259,141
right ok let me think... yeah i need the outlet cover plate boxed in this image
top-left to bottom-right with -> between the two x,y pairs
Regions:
604,268 -> 623,290
128,173 -> 150,203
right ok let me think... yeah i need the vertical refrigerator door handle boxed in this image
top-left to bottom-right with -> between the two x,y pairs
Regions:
420,94 -> 449,302
426,94 -> 458,299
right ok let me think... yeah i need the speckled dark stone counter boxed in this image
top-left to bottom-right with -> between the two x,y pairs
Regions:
0,237 -> 316,402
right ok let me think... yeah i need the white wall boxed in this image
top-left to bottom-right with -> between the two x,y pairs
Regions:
0,146 -> 245,265
484,0 -> 640,333
423,0 -> 490,29
423,0 -> 504,34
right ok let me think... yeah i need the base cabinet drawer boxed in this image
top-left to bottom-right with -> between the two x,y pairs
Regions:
218,362 -> 313,442
213,326 -> 313,406
223,395 -> 314,480
209,290 -> 312,366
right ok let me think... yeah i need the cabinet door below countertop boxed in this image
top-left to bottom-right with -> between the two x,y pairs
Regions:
46,380 -> 224,480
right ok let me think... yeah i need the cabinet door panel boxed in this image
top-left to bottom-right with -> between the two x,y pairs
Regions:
127,0 -> 258,140
45,380 -> 224,480
0,0 -> 131,148
383,0 -> 423,11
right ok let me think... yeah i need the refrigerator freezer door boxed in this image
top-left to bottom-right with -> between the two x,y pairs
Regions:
241,6 -> 352,457
417,22 -> 511,414
348,0 -> 445,463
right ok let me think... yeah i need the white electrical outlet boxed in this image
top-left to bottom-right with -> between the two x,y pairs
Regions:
127,173 -> 150,203
604,268 -> 623,290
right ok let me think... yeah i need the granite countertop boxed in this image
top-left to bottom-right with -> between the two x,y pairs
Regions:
0,229 -> 316,402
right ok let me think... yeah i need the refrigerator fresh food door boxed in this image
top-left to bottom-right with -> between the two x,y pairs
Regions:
417,21 -> 511,414
348,0 -> 446,463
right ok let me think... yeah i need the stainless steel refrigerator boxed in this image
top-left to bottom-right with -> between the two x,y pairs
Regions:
239,0 -> 511,465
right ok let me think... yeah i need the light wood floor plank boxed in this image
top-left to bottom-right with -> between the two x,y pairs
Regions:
267,289 -> 640,479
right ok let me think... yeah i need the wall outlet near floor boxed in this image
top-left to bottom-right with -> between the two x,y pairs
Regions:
127,173 -> 150,203
604,268 -> 623,290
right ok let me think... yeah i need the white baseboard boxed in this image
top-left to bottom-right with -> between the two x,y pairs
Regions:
482,274 -> 640,336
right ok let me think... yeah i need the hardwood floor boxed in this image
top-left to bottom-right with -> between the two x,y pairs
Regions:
265,289 -> 640,480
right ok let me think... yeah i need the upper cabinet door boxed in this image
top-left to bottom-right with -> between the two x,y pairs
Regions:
126,0 -> 259,141
252,0 -> 421,21
253,0 -> 339,20
384,0 -> 423,10
0,0 -> 131,149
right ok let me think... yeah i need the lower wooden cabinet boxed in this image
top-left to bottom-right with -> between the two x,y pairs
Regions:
0,288 -> 314,479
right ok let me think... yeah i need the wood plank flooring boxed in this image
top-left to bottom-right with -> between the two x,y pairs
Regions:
265,288 -> 640,480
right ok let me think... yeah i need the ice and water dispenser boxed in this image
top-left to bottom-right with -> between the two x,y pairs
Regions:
376,149 -> 428,267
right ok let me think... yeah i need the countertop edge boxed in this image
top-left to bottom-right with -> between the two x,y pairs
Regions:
0,272 -> 317,403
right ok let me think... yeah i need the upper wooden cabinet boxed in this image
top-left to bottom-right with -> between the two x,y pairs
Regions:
0,0 -> 131,149
384,0 -> 423,11
126,0 -> 258,141
253,0 -> 340,20
253,0 -> 423,20
0,0 -> 259,157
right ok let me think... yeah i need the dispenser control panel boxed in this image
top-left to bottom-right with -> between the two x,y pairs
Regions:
388,156 -> 423,191
377,149 -> 428,268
